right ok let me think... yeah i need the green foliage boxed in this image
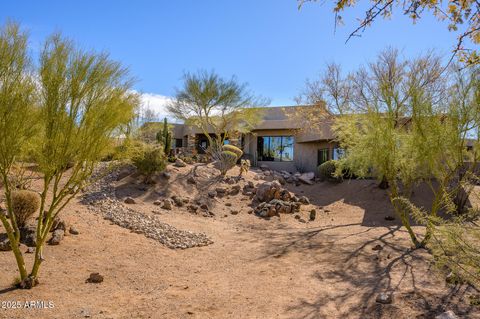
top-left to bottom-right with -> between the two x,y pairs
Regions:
11,190 -> 40,228
132,144 -> 167,182
0,22 -> 139,287
219,151 -> 238,175
393,197 -> 480,289
222,144 -> 243,159
318,160 -> 342,183
157,118 -> 172,155
167,70 -> 268,148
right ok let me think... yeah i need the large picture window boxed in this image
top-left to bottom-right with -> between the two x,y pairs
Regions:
257,136 -> 294,162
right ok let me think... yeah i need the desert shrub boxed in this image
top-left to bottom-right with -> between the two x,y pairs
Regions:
222,144 -> 243,159
11,190 -> 40,228
132,145 -> 167,182
318,160 -> 342,183
239,159 -> 250,176
167,156 -> 176,163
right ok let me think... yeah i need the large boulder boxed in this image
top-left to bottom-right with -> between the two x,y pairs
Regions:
299,172 -> 315,185
254,181 -> 282,203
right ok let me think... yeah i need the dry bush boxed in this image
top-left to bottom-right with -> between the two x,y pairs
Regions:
11,190 -> 40,228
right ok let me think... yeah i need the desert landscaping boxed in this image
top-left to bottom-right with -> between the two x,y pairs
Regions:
1,1 -> 480,319
1,160 -> 479,319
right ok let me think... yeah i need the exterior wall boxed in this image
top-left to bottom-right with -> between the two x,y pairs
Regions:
242,129 -> 339,173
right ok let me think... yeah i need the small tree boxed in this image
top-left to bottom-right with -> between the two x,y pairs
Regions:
167,70 -> 268,149
0,25 -> 139,288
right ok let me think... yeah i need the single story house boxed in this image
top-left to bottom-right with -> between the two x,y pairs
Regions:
159,105 -> 342,173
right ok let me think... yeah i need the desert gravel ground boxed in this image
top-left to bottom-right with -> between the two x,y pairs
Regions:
0,164 -> 479,319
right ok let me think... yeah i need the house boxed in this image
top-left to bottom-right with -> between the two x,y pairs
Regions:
150,105 -> 342,173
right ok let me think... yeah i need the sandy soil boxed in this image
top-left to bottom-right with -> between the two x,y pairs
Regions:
0,164 -> 479,319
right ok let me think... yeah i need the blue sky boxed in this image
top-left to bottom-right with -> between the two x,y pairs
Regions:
1,0 -> 457,116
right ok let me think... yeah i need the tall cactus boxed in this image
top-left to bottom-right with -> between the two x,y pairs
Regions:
157,117 -> 172,155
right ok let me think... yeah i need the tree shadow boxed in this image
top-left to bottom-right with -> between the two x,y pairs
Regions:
251,223 -> 479,318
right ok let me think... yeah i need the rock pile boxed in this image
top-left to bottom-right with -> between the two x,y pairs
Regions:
252,181 -> 309,218
256,169 -> 316,186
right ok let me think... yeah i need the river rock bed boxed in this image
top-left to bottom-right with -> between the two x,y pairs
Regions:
81,163 -> 213,249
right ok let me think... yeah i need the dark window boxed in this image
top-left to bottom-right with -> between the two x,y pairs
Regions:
318,148 -> 329,166
257,136 -> 294,162
175,139 -> 183,148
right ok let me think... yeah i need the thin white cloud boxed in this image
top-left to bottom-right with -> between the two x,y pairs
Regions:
136,91 -> 181,123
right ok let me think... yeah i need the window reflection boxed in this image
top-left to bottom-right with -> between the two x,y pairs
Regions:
257,136 -> 294,162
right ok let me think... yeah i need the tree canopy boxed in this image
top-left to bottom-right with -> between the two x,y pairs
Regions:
167,70 -> 268,147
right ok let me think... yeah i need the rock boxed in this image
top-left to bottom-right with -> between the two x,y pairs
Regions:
187,204 -> 199,213
372,244 -> 383,251
162,171 -> 171,179
298,196 -> 310,205
215,187 -> 227,197
48,229 -> 65,245
299,172 -> 315,185
375,292 -> 393,304
254,181 -> 282,203
162,199 -> 173,210
86,272 -> 104,284
172,196 -> 184,207
25,247 -> 35,254
255,203 -> 277,218
279,189 -> 292,201
174,158 -> 187,167
153,200 -> 162,206
69,226 -> 79,235
260,164 -> 269,171
294,214 -> 301,220
208,191 -> 217,198
52,218 -> 69,232
384,215 -> 395,221
286,176 -> 295,183
229,185 -> 241,196
247,208 -> 254,214
298,218 -> 306,223
0,234 -> 11,251
187,176 -> 196,184
20,224 -> 37,247
124,197 -> 136,204
225,202 -> 232,207
230,210 -> 239,215
309,209 -> 316,221
435,311 -> 458,319
273,173 -> 286,185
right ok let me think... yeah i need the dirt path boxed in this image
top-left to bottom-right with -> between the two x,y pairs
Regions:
0,167 -> 478,319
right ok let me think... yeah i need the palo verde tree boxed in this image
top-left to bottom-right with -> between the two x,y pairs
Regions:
0,23 -> 139,288
299,0 -> 480,65
297,49 -> 448,247
167,70 -> 268,150
0,23 -> 38,286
